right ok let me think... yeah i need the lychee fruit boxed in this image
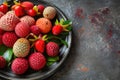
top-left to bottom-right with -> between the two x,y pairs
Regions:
29,52 -> 46,71
15,22 -> 30,38
0,35 -> 2,45
2,32 -> 18,47
0,56 -> 6,68
0,11 -> 4,18
46,42 -> 59,57
11,58 -> 28,75
43,6 -> 56,20
0,28 -> 4,34
36,18 -> 52,34
21,1 -> 34,10
30,25 -> 41,35
20,16 -> 35,26
37,4 -> 45,13
52,25 -> 63,35
13,38 -> 30,57
0,11 -> 20,31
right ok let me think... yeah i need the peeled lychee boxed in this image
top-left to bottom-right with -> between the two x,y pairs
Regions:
11,58 -> 28,75
43,6 -> 56,20
29,52 -> 46,71
36,18 -> 52,34
15,22 -> 30,38
2,32 -> 18,47
0,56 -> 6,68
20,16 -> 35,26
46,42 -> 59,57
0,11 -> 20,31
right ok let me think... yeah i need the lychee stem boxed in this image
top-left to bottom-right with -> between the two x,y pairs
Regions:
42,35 -> 48,41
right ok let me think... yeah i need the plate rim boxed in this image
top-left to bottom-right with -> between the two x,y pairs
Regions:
0,0 -> 72,80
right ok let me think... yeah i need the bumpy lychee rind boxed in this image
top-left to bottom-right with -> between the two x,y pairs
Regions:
0,56 -> 6,68
29,52 -> 46,71
0,11 -> 20,31
43,6 -> 56,20
0,12 -> 4,18
15,22 -> 30,38
36,18 -> 52,33
13,38 -> 30,57
46,42 -> 59,57
2,32 -> 18,47
11,58 -> 28,75
20,15 -> 35,26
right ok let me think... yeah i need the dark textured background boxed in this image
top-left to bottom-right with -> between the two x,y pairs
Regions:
0,0 -> 120,80
43,0 -> 120,80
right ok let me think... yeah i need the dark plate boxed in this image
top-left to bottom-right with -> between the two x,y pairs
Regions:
0,0 -> 72,80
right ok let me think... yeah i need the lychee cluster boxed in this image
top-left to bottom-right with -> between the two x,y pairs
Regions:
0,0 -> 72,75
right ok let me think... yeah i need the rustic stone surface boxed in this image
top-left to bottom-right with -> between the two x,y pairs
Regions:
44,0 -> 120,80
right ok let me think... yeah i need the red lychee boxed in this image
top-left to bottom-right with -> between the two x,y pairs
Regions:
15,22 -> 30,38
0,56 -> 6,68
11,58 -> 28,75
2,32 -> 18,47
46,42 -> 59,57
29,52 -> 46,71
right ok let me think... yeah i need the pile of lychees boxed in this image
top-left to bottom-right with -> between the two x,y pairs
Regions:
0,0 -> 72,75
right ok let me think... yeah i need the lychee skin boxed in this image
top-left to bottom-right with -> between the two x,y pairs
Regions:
0,35 -> 2,45
46,42 -> 59,57
21,1 -> 34,10
0,56 -> 6,68
29,52 -> 46,71
43,6 -> 56,20
0,28 -> 4,34
13,38 -> 30,58
2,32 -> 18,47
30,25 -> 41,35
11,58 -> 28,75
15,22 -> 30,38
0,11 -> 20,31
36,18 -> 52,34
0,12 -> 4,18
20,16 -> 35,26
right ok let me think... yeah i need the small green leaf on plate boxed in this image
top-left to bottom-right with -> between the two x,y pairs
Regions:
60,19 -> 64,25
47,56 -> 59,62
63,20 -> 72,25
47,36 -> 68,47
55,19 -> 59,25
46,56 -> 59,66
3,48 -> 13,63
0,45 -> 8,56
66,26 -> 72,31
46,61 -> 56,66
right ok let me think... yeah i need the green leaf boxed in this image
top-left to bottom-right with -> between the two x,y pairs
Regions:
66,26 -> 72,31
3,48 -> 13,63
61,39 -> 68,47
60,19 -> 64,25
0,45 -> 8,56
47,56 -> 59,62
46,61 -> 55,66
55,19 -> 59,25
60,32 -> 69,36
63,20 -> 72,25
47,36 -> 68,47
